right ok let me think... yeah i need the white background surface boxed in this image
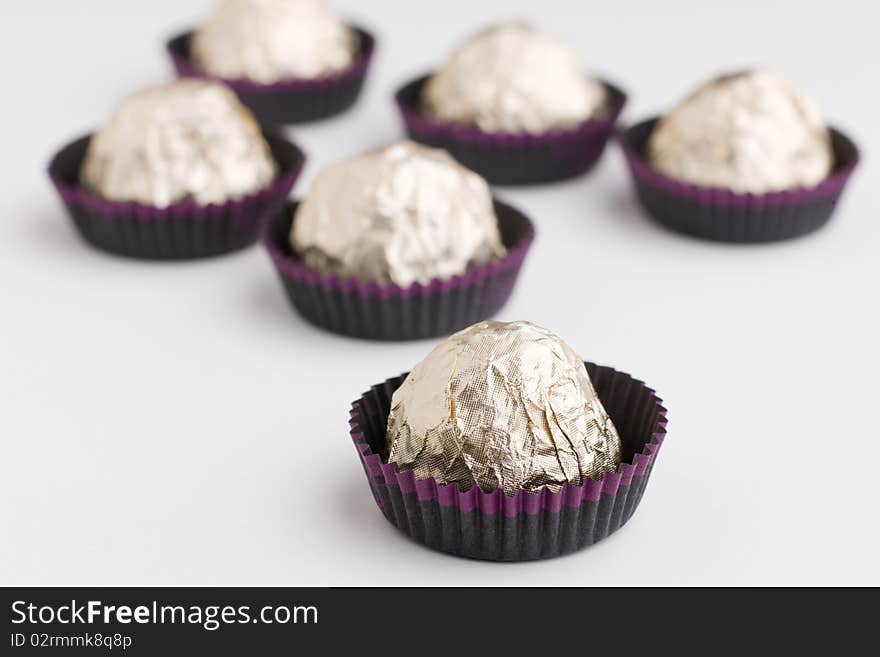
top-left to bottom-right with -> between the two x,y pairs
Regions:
1,0 -> 878,586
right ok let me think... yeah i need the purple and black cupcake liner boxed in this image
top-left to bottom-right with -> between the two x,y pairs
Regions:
619,118 -> 860,243
350,362 -> 666,561
395,74 -> 627,186
264,200 -> 535,341
48,130 -> 304,260
167,26 -> 375,124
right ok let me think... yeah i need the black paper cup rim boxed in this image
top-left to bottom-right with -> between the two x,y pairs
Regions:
619,117 -> 860,243
350,362 -> 667,561
264,199 -> 535,340
167,25 -> 375,123
394,73 -> 627,185
48,128 -> 304,260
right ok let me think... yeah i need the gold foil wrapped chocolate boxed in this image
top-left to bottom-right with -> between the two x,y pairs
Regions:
648,69 -> 833,193
80,79 -> 277,207
191,0 -> 357,83
422,23 -> 606,134
386,321 -> 621,495
290,140 -> 505,287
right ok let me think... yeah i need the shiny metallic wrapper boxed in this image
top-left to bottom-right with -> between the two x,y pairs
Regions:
386,321 -> 622,495
80,79 -> 277,208
648,69 -> 833,193
291,140 -> 505,287
422,23 -> 606,134
192,0 -> 357,83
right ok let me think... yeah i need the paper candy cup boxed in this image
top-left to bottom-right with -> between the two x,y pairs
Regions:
350,362 -> 667,561
619,118 -> 860,243
48,130 -> 304,260
167,26 -> 375,124
264,200 -> 535,340
395,74 -> 627,185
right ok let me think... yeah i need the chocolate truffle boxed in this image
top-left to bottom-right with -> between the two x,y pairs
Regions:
386,321 -> 622,495
647,69 -> 833,193
422,23 -> 606,134
290,140 -> 505,287
80,79 -> 277,208
191,0 -> 357,83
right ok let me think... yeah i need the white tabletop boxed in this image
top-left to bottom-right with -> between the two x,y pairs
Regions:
2,0 -> 877,585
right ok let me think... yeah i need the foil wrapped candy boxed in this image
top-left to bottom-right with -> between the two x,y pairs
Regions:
648,69 -> 833,193
191,0 -> 357,82
80,79 -> 277,208
290,140 -> 505,287
422,22 -> 607,134
386,321 -> 622,495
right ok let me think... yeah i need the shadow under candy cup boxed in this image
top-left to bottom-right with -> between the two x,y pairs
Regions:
619,118 -> 860,243
167,26 -> 375,124
48,130 -> 304,260
395,74 -> 627,186
264,200 -> 535,341
350,362 -> 667,561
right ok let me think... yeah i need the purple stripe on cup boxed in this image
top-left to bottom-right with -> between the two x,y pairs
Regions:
266,213 -> 532,298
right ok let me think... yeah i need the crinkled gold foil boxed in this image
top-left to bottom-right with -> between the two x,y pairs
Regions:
422,22 -> 606,134
386,321 -> 622,495
648,69 -> 833,193
80,79 -> 277,208
290,140 -> 505,287
192,0 -> 357,83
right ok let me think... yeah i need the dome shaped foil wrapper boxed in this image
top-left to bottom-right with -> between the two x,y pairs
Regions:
290,140 -> 505,287
386,321 -> 622,495
80,79 -> 277,207
191,0 -> 357,83
647,69 -> 833,193
422,22 -> 606,134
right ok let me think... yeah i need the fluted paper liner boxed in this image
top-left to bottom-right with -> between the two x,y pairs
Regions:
395,74 -> 626,185
619,118 -> 860,243
48,130 -> 304,260
264,200 -> 535,341
350,362 -> 667,561
167,26 -> 375,124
